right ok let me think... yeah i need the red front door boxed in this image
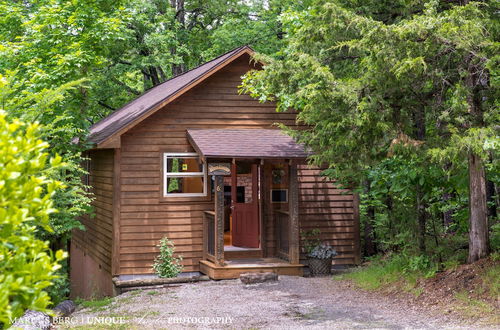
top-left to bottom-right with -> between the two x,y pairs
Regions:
231,162 -> 259,248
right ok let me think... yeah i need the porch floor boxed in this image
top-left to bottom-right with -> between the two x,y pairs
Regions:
199,258 -> 304,280
224,245 -> 260,251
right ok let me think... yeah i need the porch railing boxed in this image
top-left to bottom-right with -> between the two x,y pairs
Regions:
203,209 -> 226,265
275,210 -> 290,260
203,211 -> 216,263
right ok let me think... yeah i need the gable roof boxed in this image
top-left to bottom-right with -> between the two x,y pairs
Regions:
187,129 -> 309,159
86,46 -> 255,147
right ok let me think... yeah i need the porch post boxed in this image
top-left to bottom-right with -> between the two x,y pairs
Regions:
289,162 -> 300,264
214,175 -> 225,266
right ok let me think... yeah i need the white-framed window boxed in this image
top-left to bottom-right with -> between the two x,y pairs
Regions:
163,153 -> 207,197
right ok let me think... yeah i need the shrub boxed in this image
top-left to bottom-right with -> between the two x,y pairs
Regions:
300,229 -> 322,254
152,237 -> 183,278
0,111 -> 66,327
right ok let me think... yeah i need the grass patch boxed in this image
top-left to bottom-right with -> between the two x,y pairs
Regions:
146,290 -> 160,296
336,254 -> 432,291
480,263 -> 500,298
76,297 -> 114,312
454,290 -> 495,319
129,290 -> 141,296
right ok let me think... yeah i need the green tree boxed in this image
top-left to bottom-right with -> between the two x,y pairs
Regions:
0,111 -> 66,327
0,75 -> 93,250
242,0 -> 499,262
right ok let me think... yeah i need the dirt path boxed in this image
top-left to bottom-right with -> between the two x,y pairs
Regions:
61,276 -> 490,329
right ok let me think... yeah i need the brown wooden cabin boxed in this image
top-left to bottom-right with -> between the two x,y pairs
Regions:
70,46 -> 360,298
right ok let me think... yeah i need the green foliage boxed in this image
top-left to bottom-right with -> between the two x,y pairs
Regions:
0,111 -> 66,327
242,0 -> 499,264
338,253 -> 437,291
153,237 -> 183,278
44,259 -> 70,307
243,0 -> 498,175
490,223 -> 500,252
300,229 -> 322,254
0,74 -> 92,275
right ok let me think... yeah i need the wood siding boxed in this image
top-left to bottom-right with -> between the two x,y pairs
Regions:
298,165 -> 358,265
72,149 -> 114,274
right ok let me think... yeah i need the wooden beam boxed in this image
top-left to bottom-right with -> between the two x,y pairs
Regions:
353,193 -> 361,264
288,162 -> 300,264
112,148 -> 121,276
259,162 -> 265,256
186,132 -> 205,162
215,175 -> 225,266
202,211 -> 208,261
97,135 -> 121,149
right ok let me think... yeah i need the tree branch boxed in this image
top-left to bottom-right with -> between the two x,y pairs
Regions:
111,77 -> 141,95
98,101 -> 116,111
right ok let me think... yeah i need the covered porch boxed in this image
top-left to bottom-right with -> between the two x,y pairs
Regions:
187,129 -> 308,279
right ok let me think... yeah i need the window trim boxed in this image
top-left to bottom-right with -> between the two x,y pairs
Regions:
270,188 -> 288,203
163,152 -> 207,197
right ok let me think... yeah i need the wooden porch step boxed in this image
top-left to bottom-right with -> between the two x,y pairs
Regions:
224,249 -> 262,259
199,258 -> 304,280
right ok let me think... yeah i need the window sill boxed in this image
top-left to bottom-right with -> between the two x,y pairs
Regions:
158,194 -> 213,204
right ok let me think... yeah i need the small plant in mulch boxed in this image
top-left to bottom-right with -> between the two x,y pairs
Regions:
153,237 -> 183,278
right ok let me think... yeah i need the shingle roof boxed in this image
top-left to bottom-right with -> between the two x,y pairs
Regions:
86,46 -> 254,145
187,129 -> 309,159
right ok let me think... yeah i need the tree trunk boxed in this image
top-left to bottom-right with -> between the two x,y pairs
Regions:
463,53 -> 489,263
413,106 -> 427,254
486,179 -> 497,220
442,191 -> 454,229
149,66 -> 161,86
385,194 -> 396,251
442,162 -> 454,230
416,184 -> 427,253
467,152 -> 489,263
364,206 -> 377,256
171,0 -> 186,76
363,180 -> 377,256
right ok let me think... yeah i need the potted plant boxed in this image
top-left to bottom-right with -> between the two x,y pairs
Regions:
301,229 -> 338,276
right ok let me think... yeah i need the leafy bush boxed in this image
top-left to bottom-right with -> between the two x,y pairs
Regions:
300,229 -> 322,255
0,112 -> 66,327
44,259 -> 70,306
152,237 -> 183,278
0,75 -> 93,305
490,223 -> 500,253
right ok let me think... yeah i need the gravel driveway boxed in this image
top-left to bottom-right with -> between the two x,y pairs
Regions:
62,276 -> 486,329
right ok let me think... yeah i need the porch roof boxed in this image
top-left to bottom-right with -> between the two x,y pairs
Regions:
187,129 -> 310,159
